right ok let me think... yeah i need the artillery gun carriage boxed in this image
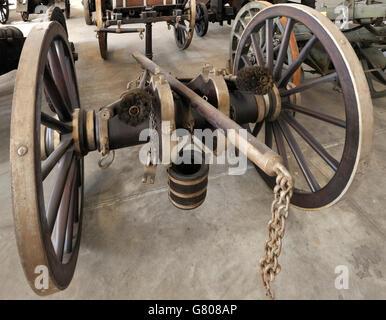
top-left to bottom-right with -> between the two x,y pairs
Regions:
9,4 -> 374,297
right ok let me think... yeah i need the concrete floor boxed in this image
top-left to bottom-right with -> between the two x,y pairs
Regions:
0,1 -> 386,299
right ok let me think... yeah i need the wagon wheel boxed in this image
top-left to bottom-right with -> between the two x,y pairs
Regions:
0,0 -> 9,24
83,0 -> 93,25
230,1 -> 301,86
10,21 -> 84,295
95,0 -> 107,59
233,4 -> 373,210
21,11 -> 29,22
174,0 -> 196,50
65,0 -> 70,19
195,2 -> 208,37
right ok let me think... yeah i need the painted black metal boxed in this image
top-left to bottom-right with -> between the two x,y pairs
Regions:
108,116 -> 149,150
168,150 -> 209,210
145,23 -> 152,60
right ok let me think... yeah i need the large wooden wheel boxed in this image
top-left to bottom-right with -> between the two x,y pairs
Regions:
233,4 -> 373,210
10,21 -> 84,295
0,0 -> 9,24
174,0 -> 196,50
194,2 -> 208,37
95,0 -> 107,59
230,1 -> 301,85
83,0 -> 93,25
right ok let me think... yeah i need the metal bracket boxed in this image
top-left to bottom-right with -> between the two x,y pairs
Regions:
189,64 -> 231,117
97,108 -> 111,156
142,150 -> 157,184
150,73 -> 177,166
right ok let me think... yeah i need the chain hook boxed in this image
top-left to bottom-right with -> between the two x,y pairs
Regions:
98,150 -> 115,169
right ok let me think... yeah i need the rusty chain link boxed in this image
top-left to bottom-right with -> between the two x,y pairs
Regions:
259,163 -> 294,300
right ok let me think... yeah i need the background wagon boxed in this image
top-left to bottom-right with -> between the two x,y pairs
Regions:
83,0 -> 196,59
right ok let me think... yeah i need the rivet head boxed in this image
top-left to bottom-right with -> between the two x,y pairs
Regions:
17,146 -> 28,156
101,110 -> 110,119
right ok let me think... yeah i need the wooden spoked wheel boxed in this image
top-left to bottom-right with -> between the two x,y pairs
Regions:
174,0 -> 196,50
95,0 -> 107,59
230,1 -> 300,85
233,4 -> 373,210
83,0 -> 93,25
195,2 -> 208,37
0,0 -> 9,24
10,21 -> 84,295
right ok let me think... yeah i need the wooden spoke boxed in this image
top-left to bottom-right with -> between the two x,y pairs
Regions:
252,121 -> 263,137
265,121 -> 273,148
265,19 -> 273,71
284,103 -> 346,128
64,170 -> 78,254
277,119 -> 320,192
239,18 -> 247,29
54,40 -> 78,108
178,25 -> 185,43
250,33 -> 264,66
74,161 -> 81,223
259,29 -> 265,51
273,18 -> 295,80
282,112 -> 339,171
277,35 -> 317,88
47,44 -> 72,110
272,122 -> 288,169
63,49 -> 80,107
280,73 -> 337,97
46,152 -> 74,233
53,158 -> 77,262
41,112 -> 72,134
177,23 -> 188,32
44,66 -> 72,121
41,139 -> 74,181
180,28 -> 185,43
241,54 -> 251,67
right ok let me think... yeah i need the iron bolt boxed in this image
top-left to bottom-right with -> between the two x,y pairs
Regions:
17,146 -> 28,156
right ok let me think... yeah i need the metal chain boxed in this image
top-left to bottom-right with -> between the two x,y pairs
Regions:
259,163 -> 294,300
148,108 -> 158,162
98,150 -> 115,169
126,73 -> 142,90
